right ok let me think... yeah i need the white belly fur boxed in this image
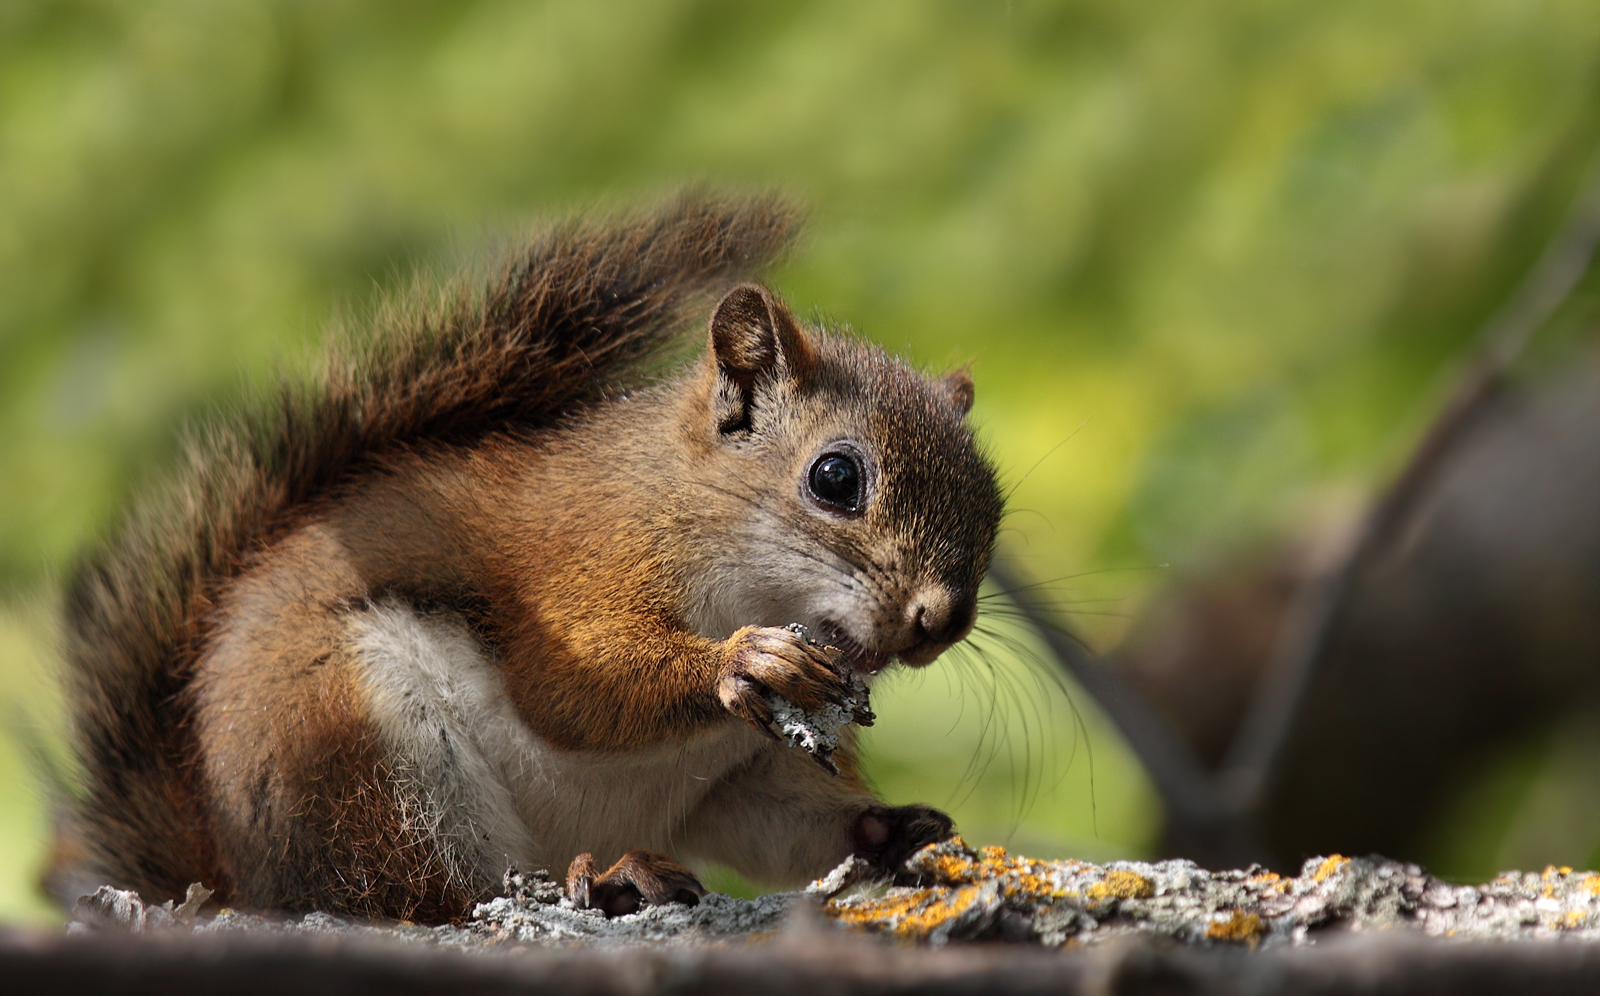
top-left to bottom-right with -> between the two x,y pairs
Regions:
347,598 -> 760,890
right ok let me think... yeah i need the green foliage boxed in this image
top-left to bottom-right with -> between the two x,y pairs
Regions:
2,0 -> 1598,922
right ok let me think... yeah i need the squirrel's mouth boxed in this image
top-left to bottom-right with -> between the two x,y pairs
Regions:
817,621 -> 892,674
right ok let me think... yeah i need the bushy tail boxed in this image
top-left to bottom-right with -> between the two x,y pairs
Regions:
54,193 -> 799,904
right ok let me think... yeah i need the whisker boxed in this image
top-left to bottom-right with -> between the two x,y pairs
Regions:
1002,414 -> 1095,502
967,596 -> 1110,837
978,564 -> 1165,599
984,606 -> 1133,621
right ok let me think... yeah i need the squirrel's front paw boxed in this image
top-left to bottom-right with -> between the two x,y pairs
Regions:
717,624 -> 854,736
566,850 -> 705,917
852,803 -> 955,872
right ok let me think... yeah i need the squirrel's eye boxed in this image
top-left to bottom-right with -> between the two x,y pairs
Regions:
808,453 -> 863,511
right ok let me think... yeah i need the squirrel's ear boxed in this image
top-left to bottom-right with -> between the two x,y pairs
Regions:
707,283 -> 816,432
936,369 -> 976,415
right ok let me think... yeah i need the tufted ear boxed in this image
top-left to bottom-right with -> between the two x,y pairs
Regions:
936,369 -> 975,415
707,283 -> 816,433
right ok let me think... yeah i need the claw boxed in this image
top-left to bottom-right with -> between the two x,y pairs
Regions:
565,853 -> 598,908
571,850 -> 705,918
720,625 -> 872,744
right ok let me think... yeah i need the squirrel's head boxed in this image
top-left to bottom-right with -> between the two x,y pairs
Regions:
676,283 -> 1003,672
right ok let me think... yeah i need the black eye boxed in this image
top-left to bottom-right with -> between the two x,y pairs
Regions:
808,453 -> 863,511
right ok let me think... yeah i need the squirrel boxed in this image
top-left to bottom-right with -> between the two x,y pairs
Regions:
51,194 -> 1004,923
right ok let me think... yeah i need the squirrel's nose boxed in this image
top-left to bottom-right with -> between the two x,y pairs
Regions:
908,585 -> 977,648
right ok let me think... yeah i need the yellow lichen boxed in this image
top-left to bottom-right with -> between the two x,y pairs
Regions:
827,884 -> 987,938
1006,867 -> 1066,900
829,889 -> 923,924
897,838 -> 1095,915
895,886 -> 982,937
1564,910 -> 1586,930
1311,855 -> 1350,882
1086,870 -> 1154,901
1250,871 -> 1286,893
929,854 -> 980,883
1206,910 -> 1265,946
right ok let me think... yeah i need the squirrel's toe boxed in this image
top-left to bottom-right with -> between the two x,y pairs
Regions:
577,849 -> 705,917
852,804 -> 955,873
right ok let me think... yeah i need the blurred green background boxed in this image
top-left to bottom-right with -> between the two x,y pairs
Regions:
4,0 -> 1600,924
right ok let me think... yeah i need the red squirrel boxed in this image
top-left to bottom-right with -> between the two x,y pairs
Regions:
53,195 -> 1004,922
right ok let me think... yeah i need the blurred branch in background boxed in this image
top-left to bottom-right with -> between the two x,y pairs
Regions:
1217,139 -> 1600,835
1002,139 -> 1600,870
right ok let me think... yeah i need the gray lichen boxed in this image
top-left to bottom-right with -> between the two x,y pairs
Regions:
471,890 -> 796,946
70,882 -> 213,934
764,623 -> 872,768
65,839 -> 1600,950
767,676 -> 868,759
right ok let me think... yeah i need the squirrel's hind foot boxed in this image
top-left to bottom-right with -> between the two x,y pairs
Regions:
566,850 -> 705,917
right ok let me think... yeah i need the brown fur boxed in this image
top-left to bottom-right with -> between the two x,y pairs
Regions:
55,194 -> 1003,922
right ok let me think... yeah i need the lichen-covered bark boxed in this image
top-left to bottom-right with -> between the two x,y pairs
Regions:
65,838 -> 1600,949
827,837 -> 1600,946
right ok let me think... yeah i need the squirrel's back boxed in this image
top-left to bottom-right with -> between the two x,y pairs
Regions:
53,195 -> 799,906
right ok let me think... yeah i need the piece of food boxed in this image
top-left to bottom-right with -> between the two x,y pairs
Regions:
765,624 -> 872,773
